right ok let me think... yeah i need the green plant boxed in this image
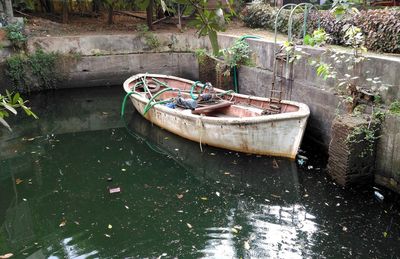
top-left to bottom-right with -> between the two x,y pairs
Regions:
241,4 -> 400,54
5,22 -> 27,49
221,38 -> 252,68
136,24 -> 161,50
185,0 -> 235,56
0,90 -> 38,131
389,100 -> 400,115
304,28 -> 329,46
195,48 -> 207,64
346,124 -> 379,158
6,50 -> 60,93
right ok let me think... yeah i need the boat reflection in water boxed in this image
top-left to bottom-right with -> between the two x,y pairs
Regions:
127,110 -> 319,258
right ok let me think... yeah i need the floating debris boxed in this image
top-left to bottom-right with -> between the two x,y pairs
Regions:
0,253 -> 13,259
270,194 -> 281,199
59,220 -> 66,227
15,178 -> 23,185
108,224 -> 112,229
374,191 -> 384,202
109,187 -> 121,194
272,159 -> 279,169
244,241 -> 250,250
215,192 -> 220,197
186,223 -> 192,229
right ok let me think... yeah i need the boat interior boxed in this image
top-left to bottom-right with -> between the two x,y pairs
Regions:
128,76 -> 300,118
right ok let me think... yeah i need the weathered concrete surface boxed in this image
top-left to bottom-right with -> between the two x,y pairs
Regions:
27,33 -> 210,56
375,114 -> 400,193
59,52 -> 198,88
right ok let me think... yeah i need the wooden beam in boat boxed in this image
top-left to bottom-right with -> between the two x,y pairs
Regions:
192,101 -> 232,115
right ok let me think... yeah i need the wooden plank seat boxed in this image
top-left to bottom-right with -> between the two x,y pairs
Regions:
192,101 -> 233,115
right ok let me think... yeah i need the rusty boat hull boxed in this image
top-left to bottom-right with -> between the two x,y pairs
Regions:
123,73 -> 310,159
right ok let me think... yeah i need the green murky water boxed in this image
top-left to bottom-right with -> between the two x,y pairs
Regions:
0,87 -> 399,258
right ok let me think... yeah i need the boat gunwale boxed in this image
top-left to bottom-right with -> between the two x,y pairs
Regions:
123,73 -> 310,124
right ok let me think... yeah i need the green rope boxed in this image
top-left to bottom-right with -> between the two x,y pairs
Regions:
190,81 -> 204,100
151,77 -> 171,88
121,91 -> 142,118
233,66 -> 238,93
143,87 -> 175,115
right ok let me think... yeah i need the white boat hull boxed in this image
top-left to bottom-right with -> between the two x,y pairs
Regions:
124,74 -> 310,159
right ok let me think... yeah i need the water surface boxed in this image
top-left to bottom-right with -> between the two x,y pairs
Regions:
0,87 -> 399,258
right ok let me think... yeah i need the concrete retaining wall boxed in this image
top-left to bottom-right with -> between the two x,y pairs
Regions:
1,32 -> 399,192
375,114 -> 400,193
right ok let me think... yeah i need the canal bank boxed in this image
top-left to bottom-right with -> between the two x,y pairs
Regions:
0,32 -> 399,193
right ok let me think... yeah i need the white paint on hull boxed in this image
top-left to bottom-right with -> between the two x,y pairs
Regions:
124,74 -> 310,159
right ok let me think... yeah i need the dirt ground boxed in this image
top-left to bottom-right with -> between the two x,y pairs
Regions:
23,11 -> 282,41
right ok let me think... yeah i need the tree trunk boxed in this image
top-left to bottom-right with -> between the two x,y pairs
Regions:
62,0 -> 69,24
92,0 -> 100,13
45,0 -> 54,13
4,0 -> 13,18
146,0 -> 154,30
107,5 -> 113,25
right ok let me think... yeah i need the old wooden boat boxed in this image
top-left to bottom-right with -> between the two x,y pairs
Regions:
123,73 -> 310,159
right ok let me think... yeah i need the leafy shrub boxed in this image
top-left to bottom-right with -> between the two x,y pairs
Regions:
241,4 -> 304,35
136,24 -> 161,50
389,100 -> 400,115
6,50 -> 60,93
221,38 -> 253,68
354,9 -> 400,53
5,22 -> 27,49
241,4 -> 400,53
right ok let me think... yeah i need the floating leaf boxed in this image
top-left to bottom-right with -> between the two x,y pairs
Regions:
104,234 -> 111,238
244,241 -> 250,250
176,194 -> 184,199
125,205 -> 129,210
15,178 -> 23,185
59,220 -> 66,227
383,232 -> 388,238
231,228 -> 238,234
186,223 -> 192,229
234,225 -> 242,230
0,253 -> 14,259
